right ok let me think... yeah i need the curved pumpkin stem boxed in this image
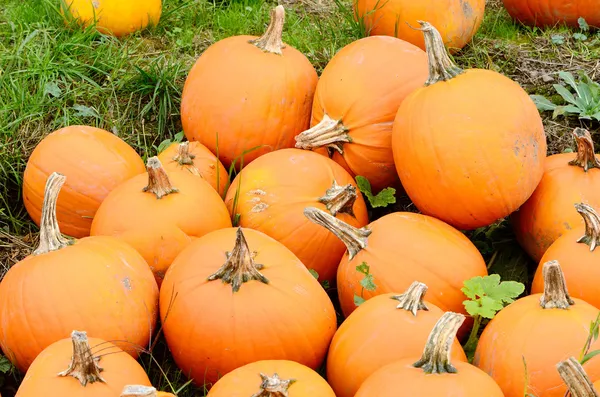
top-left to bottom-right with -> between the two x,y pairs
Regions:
121,386 -> 158,397
391,281 -> 429,316
539,260 -> 575,310
251,373 -> 297,397
318,180 -> 357,217
303,206 -> 371,260
575,203 -> 600,252
413,312 -> 465,374
33,172 -> 73,256
417,21 -> 465,86
143,157 -> 179,199
557,357 -> 599,397
172,142 -> 201,177
569,128 -> 600,172
207,227 -> 269,292
294,114 -> 349,155
57,330 -> 105,386
249,5 -> 286,55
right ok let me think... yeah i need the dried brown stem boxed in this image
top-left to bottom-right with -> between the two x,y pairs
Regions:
318,180 -> 357,217
416,21 -> 465,86
413,312 -> 465,374
143,157 -> 179,199
569,128 -> 600,172
391,281 -> 429,316
294,114 -> 349,155
575,203 -> 600,252
249,5 -> 286,55
557,357 -> 599,397
121,386 -> 158,397
539,260 -> 575,309
57,330 -> 105,386
251,373 -> 297,397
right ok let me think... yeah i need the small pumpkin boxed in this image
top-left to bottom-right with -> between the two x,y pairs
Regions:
502,0 -> 600,28
224,148 -> 369,284
392,22 -> 547,230
121,385 -> 176,397
181,5 -> 318,169
512,128 -> 600,263
326,282 -> 468,397
474,260 -> 600,397
294,36 -> 428,192
556,357 -> 599,397
355,312 -> 504,396
23,125 -> 146,238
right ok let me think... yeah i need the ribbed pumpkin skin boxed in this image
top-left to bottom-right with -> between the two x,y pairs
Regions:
502,0 -> 600,28
22,126 -> 145,238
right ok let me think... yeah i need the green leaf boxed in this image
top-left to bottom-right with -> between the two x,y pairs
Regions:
0,355 -> 12,373
551,34 -> 565,45
461,274 -> 525,319
360,273 -> 377,291
355,262 -> 370,275
308,269 -> 319,280
573,32 -> 588,41
72,104 -> 99,118
552,84 -> 578,106
43,81 -> 62,98
581,349 -> 600,365
355,175 -> 396,208
578,17 -> 590,31
530,95 -> 558,111
559,71 -> 579,94
354,294 -> 366,306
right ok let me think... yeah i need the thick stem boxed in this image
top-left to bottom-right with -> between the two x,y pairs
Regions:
57,330 -> 105,386
121,386 -> 158,397
390,281 -> 429,316
318,180 -> 357,217
249,5 -> 286,55
575,202 -> 600,252
143,157 -> 179,199
557,357 -> 599,397
303,206 -> 371,260
417,21 -> 465,86
207,227 -> 269,292
173,142 -> 201,176
251,373 -> 297,397
294,114 -> 349,155
569,128 -> 600,172
413,312 -> 465,374
539,260 -> 575,309
33,172 -> 73,256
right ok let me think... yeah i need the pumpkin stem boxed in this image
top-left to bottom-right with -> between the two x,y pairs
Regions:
57,330 -> 105,386
391,281 -> 429,316
417,21 -> 464,86
317,180 -> 358,217
121,386 -> 158,397
33,172 -> 73,256
569,128 -> 600,172
540,260 -> 575,309
294,114 -> 349,155
557,357 -> 599,397
207,227 -> 269,292
575,203 -> 600,252
303,206 -> 371,260
249,5 -> 286,55
172,142 -> 201,176
413,311 -> 465,374
143,157 -> 179,199
250,373 -> 297,397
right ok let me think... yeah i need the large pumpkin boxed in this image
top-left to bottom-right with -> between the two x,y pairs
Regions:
0,173 -> 159,373
502,0 -> 600,28
392,22 -> 547,230
294,36 -> 428,192
22,125 -> 145,238
181,5 -> 318,169
159,227 -> 337,387
512,128 -> 600,263
224,148 -> 369,284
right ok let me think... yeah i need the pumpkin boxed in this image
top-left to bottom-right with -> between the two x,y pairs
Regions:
556,357 -> 600,397
294,36 -> 428,192
15,330 -> 151,396
90,156 -> 232,287
121,386 -> 176,397
474,260 -> 600,397
22,125 -> 145,238
353,0 -> 485,52
355,312 -> 504,396
61,0 -> 162,37
159,227 -> 337,387
206,360 -> 336,396
327,282 -> 468,397
224,148 -> 369,284
157,141 -> 229,197
512,128 -> 600,263
303,207 -> 487,338
392,22 -> 547,231
180,5 -> 318,169
0,173 -> 159,373
502,0 -> 600,28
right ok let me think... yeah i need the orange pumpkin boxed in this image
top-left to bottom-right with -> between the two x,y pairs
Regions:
355,312 -> 504,396
157,141 -> 229,197
121,386 -> 176,397
327,282 -> 468,397
392,22 -> 547,231
206,360 -> 336,396
354,0 -> 486,52
502,0 -> 600,28
0,173 -> 158,373
22,125 -> 145,238
90,156 -> 232,287
557,357 -> 599,397
512,128 -> 600,263
181,5 -> 318,169
15,330 -> 151,396
474,260 -> 600,397
224,148 -> 369,284
294,36 -> 428,192
159,227 -> 337,387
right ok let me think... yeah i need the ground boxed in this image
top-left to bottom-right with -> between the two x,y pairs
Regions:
0,0 -> 599,395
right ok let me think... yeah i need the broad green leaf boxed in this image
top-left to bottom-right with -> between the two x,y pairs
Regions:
354,294 -> 366,306
355,262 -> 369,275
360,273 -> 377,291
530,95 -> 558,111
573,33 -> 588,41
578,83 -> 594,108
461,274 -> 525,319
559,71 -> 580,95
355,175 -> 396,208
0,355 -> 12,373
43,81 -> 62,98
552,84 -> 577,106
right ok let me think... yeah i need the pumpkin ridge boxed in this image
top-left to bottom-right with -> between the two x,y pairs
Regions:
557,357 -> 599,397
413,311 -> 465,374
417,21 -> 465,86
249,5 -> 286,55
390,281 -> 429,316
317,180 -> 357,217
57,330 -> 106,386
250,372 -> 297,397
539,260 -> 575,309
569,128 -> 600,172
574,202 -> 600,251
142,157 -> 179,199
295,113 -> 350,155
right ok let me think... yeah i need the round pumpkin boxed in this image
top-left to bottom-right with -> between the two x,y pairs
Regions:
15,330 -> 151,396
474,260 -> 600,397
90,156 -> 232,287
392,22 -> 547,231
181,5 -> 318,169
512,128 -> 600,263
354,0 -> 485,52
557,357 -> 599,397
294,36 -> 428,192
502,0 -> 600,28
224,148 -> 369,284
355,312 -> 504,396
327,282 -> 468,397
121,385 -> 176,397
159,227 -> 337,387
0,173 -> 159,373
206,360 -> 336,396
22,125 -> 145,238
